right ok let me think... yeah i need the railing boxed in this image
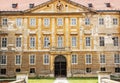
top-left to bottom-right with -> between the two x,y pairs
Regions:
102,79 -> 120,83
50,47 -> 71,52
9,79 -> 26,83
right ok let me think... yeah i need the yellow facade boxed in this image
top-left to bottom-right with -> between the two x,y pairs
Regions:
0,0 -> 120,77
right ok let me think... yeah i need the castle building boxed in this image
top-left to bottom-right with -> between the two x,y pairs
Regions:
0,0 -> 120,77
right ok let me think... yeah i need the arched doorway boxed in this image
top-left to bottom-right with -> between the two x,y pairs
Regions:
54,55 -> 67,77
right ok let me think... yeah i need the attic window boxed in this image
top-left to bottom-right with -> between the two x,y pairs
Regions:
105,3 -> 111,7
29,3 -> 34,8
12,3 -> 18,8
88,3 -> 93,8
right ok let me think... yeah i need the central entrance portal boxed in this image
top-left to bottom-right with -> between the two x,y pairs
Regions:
54,55 -> 67,77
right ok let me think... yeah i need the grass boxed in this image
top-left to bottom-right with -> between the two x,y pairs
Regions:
28,78 -> 55,83
68,77 -> 98,83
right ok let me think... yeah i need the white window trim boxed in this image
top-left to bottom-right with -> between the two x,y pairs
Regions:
16,18 -> 22,27
71,54 -> 78,65
44,36 -> 50,48
1,37 -> 8,48
85,18 -> 90,25
57,36 -> 63,48
16,37 -> 22,48
30,67 -> 36,74
29,18 -> 36,26
0,55 -> 7,65
98,18 -> 104,25
15,55 -> 22,65
43,54 -> 49,65
71,36 -> 77,47
70,18 -> 77,26
2,18 -> 8,26
85,54 -> 92,64
57,18 -> 63,26
85,37 -> 91,46
30,36 -> 36,48
44,18 -> 50,27
29,54 -> 36,65
113,18 -> 118,25
114,53 -> 120,64
99,54 -> 106,64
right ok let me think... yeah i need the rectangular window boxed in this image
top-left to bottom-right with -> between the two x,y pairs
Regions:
86,54 -> 92,64
101,67 -> 106,71
16,37 -> 21,47
44,54 -> 49,65
99,18 -> 104,25
2,38 -> 7,47
72,54 -> 77,64
44,18 -> 50,26
30,55 -> 35,65
0,55 -> 7,65
16,68 -> 21,72
114,54 -> 120,64
30,37 -> 35,48
71,18 -> 77,26
58,36 -> 63,47
44,37 -> 49,48
15,55 -> 21,65
85,18 -> 90,25
100,54 -> 105,63
30,18 -> 36,26
115,67 -> 120,73
0,69 -> 6,75
86,37 -> 90,46
86,68 -> 91,73
113,37 -> 118,46
30,68 -> 35,73
2,18 -> 8,26
16,18 -> 22,26
57,18 -> 63,26
100,37 -> 104,46
113,18 -> 118,25
72,36 -> 76,47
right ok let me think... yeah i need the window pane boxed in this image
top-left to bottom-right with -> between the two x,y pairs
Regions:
100,54 -> 105,63
71,18 -> 76,26
2,38 -> 7,47
44,37 -> 49,48
86,54 -> 91,64
72,37 -> 76,47
85,18 -> 90,25
58,36 -> 63,47
30,18 -> 36,26
100,37 -> 104,46
99,18 -> 104,25
44,54 -> 49,64
2,18 -> 8,26
1,55 -> 7,65
30,37 -> 35,48
16,18 -> 22,26
86,37 -> 90,46
16,37 -> 21,47
57,18 -> 63,26
30,55 -> 35,64
44,18 -> 50,26
72,55 -> 77,64
16,55 -> 21,65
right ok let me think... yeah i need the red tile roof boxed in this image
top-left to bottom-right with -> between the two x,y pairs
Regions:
0,0 -> 120,11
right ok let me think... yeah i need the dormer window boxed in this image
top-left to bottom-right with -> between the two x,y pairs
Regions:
88,3 -> 93,8
29,4 -> 34,8
105,3 -> 111,7
12,3 -> 18,8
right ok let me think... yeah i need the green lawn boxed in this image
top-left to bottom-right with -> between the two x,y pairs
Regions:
28,77 -> 98,83
28,79 -> 55,83
68,78 -> 98,83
